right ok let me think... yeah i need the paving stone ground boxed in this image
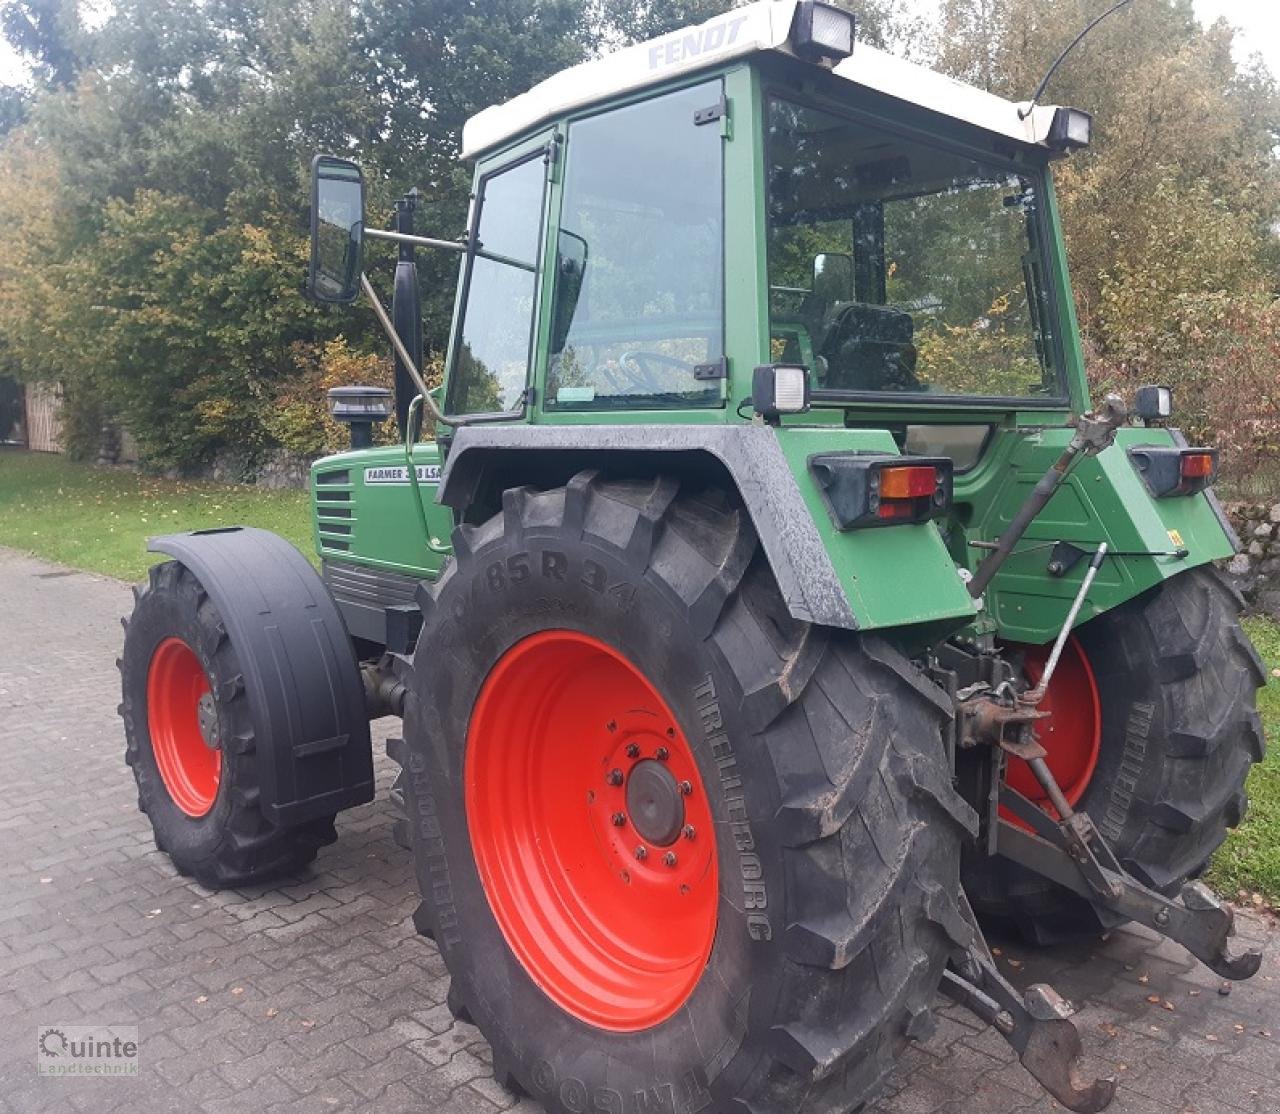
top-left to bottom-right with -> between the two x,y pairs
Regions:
1,545 -> 1277,1114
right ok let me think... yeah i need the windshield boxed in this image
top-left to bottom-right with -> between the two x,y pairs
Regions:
766,97 -> 1062,403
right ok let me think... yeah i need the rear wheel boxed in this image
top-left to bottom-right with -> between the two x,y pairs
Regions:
400,472 -> 977,1113
119,561 -> 338,887
964,567 -> 1266,942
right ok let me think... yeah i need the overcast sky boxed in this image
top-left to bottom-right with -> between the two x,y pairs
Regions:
1,2 -> 1277,99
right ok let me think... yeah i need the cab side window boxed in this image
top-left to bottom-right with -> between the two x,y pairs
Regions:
446,152 -> 548,416
546,81 -> 725,410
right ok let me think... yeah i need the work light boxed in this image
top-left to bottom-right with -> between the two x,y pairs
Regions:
752,364 -> 811,421
791,1 -> 855,63
1047,107 -> 1092,151
328,386 -> 393,449
1133,385 -> 1173,422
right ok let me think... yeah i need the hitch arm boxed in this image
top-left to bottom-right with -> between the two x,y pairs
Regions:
942,898 -> 1116,1112
997,818 -> 1262,980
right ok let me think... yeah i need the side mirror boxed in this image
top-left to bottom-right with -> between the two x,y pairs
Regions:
309,155 -> 365,304
550,230 -> 588,354
813,252 -> 855,304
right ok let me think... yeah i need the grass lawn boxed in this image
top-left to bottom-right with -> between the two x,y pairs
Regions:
0,448 -> 312,581
1206,615 -> 1280,907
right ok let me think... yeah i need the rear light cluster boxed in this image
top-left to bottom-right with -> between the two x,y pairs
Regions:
809,454 -> 954,530
1127,446 -> 1218,498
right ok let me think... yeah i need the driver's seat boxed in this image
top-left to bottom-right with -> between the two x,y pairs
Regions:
818,303 -> 920,392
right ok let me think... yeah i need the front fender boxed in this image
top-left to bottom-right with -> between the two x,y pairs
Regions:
148,527 -> 374,825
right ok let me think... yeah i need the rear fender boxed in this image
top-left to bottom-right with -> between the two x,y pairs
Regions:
439,424 -> 979,633
148,527 -> 374,825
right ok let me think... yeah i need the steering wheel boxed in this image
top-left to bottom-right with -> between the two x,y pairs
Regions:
616,351 -> 695,394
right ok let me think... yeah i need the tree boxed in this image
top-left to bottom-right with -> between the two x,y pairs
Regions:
1,0 -> 82,86
0,0 -> 1275,476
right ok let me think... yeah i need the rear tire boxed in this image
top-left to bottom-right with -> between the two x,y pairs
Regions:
401,472 -> 977,1113
964,567 -> 1266,943
119,561 -> 338,887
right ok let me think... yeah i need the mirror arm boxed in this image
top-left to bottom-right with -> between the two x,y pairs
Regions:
366,228 -> 468,255
359,272 -> 453,429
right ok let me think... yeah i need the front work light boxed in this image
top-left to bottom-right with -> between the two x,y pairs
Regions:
1127,445 -> 1218,499
791,1 -> 855,63
1047,107 -> 1092,151
753,364 -> 811,420
809,453 -> 954,530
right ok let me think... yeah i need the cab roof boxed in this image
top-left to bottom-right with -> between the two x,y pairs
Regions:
461,0 -> 1064,159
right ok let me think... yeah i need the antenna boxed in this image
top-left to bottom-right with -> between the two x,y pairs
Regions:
1018,0 -> 1138,120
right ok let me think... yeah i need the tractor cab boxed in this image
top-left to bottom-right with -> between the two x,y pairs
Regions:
439,0 -> 1090,428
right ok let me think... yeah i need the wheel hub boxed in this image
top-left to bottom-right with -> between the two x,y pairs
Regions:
624,759 -> 685,846
196,691 -> 221,750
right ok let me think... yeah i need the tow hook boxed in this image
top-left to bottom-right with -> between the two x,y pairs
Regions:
942,897 -> 1117,1113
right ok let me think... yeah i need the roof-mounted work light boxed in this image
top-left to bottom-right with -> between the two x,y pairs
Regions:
1047,106 -> 1093,151
791,1 -> 855,63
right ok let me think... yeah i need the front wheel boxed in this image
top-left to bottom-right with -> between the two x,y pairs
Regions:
399,473 -> 977,1113
119,561 -> 337,887
964,567 -> 1267,943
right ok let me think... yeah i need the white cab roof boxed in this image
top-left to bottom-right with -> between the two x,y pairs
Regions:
461,0 -> 1061,159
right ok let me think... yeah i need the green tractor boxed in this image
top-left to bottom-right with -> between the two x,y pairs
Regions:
118,3 -> 1266,1111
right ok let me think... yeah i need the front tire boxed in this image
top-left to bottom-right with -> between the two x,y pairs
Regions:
964,567 -> 1267,942
401,472 -> 977,1113
119,561 -> 337,887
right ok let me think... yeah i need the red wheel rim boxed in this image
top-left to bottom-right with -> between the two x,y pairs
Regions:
465,631 -> 718,1032
147,637 -> 222,817
1002,637 -> 1102,824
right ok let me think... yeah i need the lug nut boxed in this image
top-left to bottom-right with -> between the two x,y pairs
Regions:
634,845 -> 648,861
682,825 -> 696,840
625,743 -> 640,758
611,812 -> 626,827
656,746 -> 669,761
607,768 -> 624,786
678,780 -> 693,796
663,851 -> 678,867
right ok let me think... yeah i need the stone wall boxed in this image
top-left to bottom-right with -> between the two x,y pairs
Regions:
207,450 -> 313,491
1222,501 -> 1280,619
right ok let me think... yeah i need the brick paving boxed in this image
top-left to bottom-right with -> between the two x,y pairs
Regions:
0,544 -> 1276,1114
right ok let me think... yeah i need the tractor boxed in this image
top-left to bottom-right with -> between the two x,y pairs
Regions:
117,3 -> 1266,1111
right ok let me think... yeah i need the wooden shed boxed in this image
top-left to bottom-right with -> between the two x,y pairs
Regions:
24,382 -> 62,452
